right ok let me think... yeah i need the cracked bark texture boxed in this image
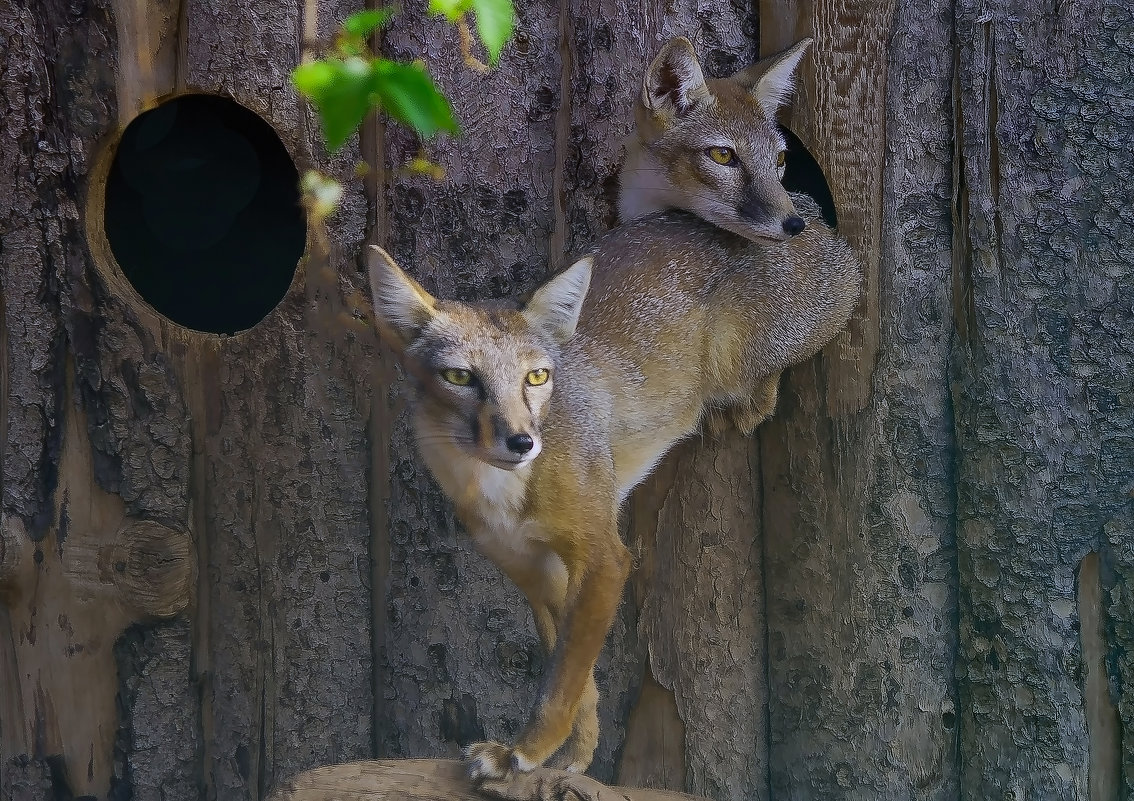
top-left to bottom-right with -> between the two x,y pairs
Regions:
952,1 -> 1133,797
754,0 -> 963,798
2,0 -> 374,797
2,0 -> 1133,799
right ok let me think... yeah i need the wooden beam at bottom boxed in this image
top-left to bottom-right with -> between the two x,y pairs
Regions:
269,759 -> 709,801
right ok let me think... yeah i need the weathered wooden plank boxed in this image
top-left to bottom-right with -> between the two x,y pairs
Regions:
631,438 -> 766,801
269,759 -> 708,801
761,0 -> 894,410
757,0 -> 959,797
171,2 -> 375,797
0,32 -> 65,768
0,2 -> 188,798
952,0 -> 1133,795
1110,559 -> 1134,797
0,0 -> 72,546
114,619 -> 201,801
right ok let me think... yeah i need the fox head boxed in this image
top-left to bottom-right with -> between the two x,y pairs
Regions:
619,37 -> 813,242
368,246 -> 592,471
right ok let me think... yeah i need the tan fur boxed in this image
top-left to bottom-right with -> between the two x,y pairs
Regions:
367,35 -> 860,784
620,36 -> 820,435
368,188 -> 861,779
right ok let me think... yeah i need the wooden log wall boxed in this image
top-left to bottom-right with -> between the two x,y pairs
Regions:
0,0 -> 1130,799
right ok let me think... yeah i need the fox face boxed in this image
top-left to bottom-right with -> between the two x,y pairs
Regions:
619,37 -> 813,242
368,246 -> 592,471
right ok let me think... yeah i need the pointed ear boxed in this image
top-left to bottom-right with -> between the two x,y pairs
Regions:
642,37 -> 711,118
733,38 -> 813,117
522,256 -> 592,344
367,245 -> 437,350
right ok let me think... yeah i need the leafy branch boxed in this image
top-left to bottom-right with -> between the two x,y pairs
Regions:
430,0 -> 515,70
294,2 -> 517,322
292,1 -> 514,224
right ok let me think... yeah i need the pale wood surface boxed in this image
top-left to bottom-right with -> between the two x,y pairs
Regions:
269,759 -> 708,801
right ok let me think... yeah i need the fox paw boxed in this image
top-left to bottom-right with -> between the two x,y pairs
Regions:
476,771 -> 609,801
463,741 -> 540,782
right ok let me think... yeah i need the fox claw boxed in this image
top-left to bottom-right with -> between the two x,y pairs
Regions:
464,741 -> 540,782
476,770 -> 607,801
465,741 -> 511,782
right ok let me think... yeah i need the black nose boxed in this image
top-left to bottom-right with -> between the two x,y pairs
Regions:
506,434 -> 534,454
782,216 -> 806,236
783,216 -> 806,236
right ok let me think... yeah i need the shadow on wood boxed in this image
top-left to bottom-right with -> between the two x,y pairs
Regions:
268,759 -> 709,801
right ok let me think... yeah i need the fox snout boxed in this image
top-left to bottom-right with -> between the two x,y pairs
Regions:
505,434 -> 535,454
738,192 -> 806,238
473,403 -> 543,468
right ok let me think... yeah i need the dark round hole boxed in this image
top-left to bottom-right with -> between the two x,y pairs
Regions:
104,94 -> 305,334
780,127 -> 838,229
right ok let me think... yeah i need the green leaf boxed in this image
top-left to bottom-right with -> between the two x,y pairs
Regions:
291,56 -> 378,151
291,61 -> 336,96
471,0 -> 513,64
342,8 -> 393,38
428,0 -> 471,22
371,60 -> 459,137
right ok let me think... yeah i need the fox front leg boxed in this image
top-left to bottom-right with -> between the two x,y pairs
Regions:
517,594 -> 601,772
551,670 -> 600,772
466,525 -> 631,781
469,565 -> 597,774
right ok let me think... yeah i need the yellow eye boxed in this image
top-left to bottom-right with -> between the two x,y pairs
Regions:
525,368 -> 550,386
441,368 -> 473,386
707,147 -> 737,166
776,150 -> 787,168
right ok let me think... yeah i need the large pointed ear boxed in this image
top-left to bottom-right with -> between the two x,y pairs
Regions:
642,37 -> 711,118
367,245 -> 437,350
733,38 -> 813,117
522,256 -> 592,344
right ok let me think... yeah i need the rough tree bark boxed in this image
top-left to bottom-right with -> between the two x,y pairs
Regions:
755,1 -> 960,798
1,0 -> 1131,800
1,0 -> 375,799
952,2 -> 1133,797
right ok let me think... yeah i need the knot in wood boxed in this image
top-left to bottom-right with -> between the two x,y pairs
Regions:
107,519 -> 193,618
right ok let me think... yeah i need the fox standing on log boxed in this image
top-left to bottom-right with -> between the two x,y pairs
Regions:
368,37 -> 863,782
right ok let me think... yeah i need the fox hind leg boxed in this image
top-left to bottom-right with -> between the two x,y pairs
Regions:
707,372 -> 782,437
